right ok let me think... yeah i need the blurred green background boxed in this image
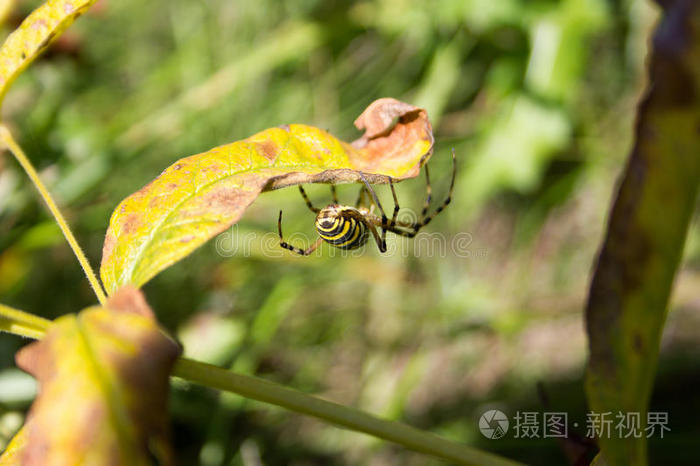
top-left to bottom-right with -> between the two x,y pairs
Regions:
0,0 -> 698,464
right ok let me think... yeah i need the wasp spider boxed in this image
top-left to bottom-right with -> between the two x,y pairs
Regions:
278,150 -> 456,255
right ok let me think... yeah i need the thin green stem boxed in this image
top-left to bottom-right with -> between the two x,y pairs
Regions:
0,124 -> 107,305
0,305 -> 518,466
0,303 -> 50,339
173,358 -> 521,466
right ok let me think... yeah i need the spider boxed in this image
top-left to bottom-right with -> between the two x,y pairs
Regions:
277,150 -> 456,255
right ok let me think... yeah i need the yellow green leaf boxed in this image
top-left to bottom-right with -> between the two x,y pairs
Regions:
584,2 -> 700,465
100,98 -> 434,295
0,0 -> 98,107
0,0 -> 16,27
2,287 -> 181,465
0,425 -> 27,466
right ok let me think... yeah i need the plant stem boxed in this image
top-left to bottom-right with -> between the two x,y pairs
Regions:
0,305 -> 518,466
0,303 -> 50,339
173,357 -> 521,466
0,124 -> 107,305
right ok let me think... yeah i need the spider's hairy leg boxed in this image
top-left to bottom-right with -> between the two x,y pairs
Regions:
298,186 -> 320,213
355,185 -> 367,208
358,173 -> 388,251
418,148 -> 456,229
378,176 -> 401,247
278,210 -> 322,255
385,149 -> 457,238
421,163 -> 432,218
342,209 -> 386,253
388,177 -> 400,227
330,184 -> 339,204
380,223 -> 420,238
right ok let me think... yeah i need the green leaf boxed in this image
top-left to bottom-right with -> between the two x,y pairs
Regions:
584,2 -> 700,464
0,0 -> 98,108
100,98 -> 435,295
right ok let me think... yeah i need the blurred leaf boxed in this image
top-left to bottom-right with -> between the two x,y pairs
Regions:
16,221 -> 62,250
0,0 -> 15,27
0,425 -> 26,466
2,287 -> 181,465
585,1 -> 700,464
461,0 -> 521,31
178,313 -> 244,366
0,368 -> 37,404
0,249 -> 28,295
114,21 -> 324,151
461,95 -> 570,213
413,39 -> 467,127
100,98 -> 434,295
0,0 -> 97,107
250,275 -> 301,344
525,0 -> 609,101
0,412 -> 24,455
351,0 -> 522,42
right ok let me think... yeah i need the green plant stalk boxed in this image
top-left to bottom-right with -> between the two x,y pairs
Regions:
173,357 -> 521,466
0,303 -> 50,339
0,124 -> 108,305
0,313 -> 513,466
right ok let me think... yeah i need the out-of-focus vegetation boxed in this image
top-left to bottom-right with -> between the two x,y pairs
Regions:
0,0 -> 697,465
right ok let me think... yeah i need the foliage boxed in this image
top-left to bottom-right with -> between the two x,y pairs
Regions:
12,287 -> 180,465
0,0 -> 98,106
101,98 -> 433,294
0,0 -> 698,465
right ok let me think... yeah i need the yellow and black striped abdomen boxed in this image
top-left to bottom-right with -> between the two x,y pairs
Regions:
316,207 -> 369,250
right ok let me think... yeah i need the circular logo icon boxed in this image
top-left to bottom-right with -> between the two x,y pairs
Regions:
479,410 -> 509,439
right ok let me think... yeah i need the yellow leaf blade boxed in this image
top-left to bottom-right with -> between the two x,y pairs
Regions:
0,0 -> 98,107
100,98 -> 434,294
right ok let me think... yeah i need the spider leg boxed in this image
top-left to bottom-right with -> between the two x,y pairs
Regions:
421,163 -> 432,219
330,184 -> 339,204
415,149 -> 456,231
388,177 -> 400,227
278,210 -> 323,255
298,186 -> 320,213
381,223 -> 419,238
355,185 -> 367,208
358,173 -> 388,251
375,177 -> 401,248
342,209 -> 386,253
388,149 -> 457,236
370,161 -> 431,239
